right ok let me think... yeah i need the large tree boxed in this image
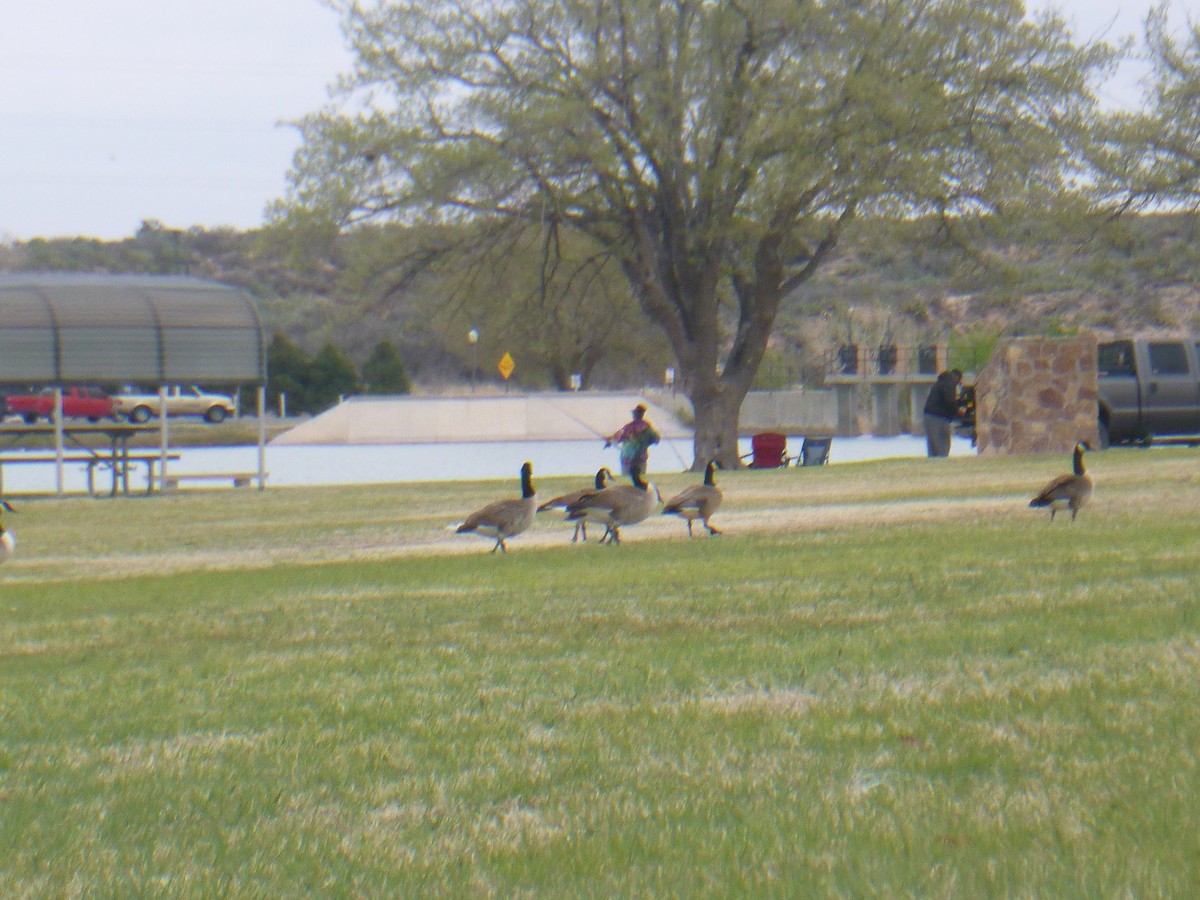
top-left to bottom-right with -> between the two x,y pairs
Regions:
282,0 -> 1114,467
1102,5 -> 1200,212
311,220 -> 669,390
428,223 -> 674,390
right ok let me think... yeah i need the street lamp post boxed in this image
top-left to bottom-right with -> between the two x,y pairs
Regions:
467,328 -> 479,393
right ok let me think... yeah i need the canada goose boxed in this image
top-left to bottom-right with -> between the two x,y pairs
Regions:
456,461 -> 537,552
1029,442 -> 1094,521
537,467 -> 615,542
662,460 -> 723,537
565,464 -> 660,545
0,499 -> 14,564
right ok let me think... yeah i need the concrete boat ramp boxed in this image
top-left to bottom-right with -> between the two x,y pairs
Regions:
271,393 -> 691,445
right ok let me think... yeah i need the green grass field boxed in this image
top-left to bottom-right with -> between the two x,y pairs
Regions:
2,448 -> 1198,896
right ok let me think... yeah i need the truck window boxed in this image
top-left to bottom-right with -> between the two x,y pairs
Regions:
1148,342 -> 1190,376
1098,340 -> 1135,376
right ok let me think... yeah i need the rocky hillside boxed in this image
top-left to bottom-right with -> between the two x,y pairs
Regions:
4,213 -> 1198,387
765,212 -> 1200,383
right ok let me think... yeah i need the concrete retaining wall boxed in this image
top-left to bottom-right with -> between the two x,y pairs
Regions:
271,393 -> 690,445
739,389 -> 838,435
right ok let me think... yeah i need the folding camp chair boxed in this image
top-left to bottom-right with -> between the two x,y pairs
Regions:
798,436 -> 832,467
741,432 -> 790,468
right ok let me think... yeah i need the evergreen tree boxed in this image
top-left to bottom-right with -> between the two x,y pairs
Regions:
361,340 -> 412,394
266,332 -> 313,415
308,342 -> 361,412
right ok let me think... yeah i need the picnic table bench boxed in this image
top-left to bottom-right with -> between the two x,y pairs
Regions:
161,471 -> 263,490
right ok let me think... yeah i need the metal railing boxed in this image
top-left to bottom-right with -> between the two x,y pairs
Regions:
821,343 -> 944,380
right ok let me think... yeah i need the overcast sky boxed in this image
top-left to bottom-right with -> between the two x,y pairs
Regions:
0,0 -> 1183,242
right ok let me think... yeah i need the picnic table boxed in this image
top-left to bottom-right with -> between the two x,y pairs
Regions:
0,422 -> 179,496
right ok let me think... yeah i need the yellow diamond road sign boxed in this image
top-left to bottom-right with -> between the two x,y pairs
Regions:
498,352 -> 515,380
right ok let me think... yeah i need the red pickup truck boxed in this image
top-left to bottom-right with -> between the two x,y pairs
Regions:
2,387 -> 119,423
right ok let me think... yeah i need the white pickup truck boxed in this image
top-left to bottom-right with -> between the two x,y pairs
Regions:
114,386 -> 236,424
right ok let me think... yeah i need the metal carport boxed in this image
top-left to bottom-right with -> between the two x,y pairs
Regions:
0,273 -> 267,495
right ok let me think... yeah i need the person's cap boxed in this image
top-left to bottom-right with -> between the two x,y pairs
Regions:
633,403 -> 647,414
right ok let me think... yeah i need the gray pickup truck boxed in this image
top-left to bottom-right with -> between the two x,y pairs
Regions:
1098,337 -> 1200,447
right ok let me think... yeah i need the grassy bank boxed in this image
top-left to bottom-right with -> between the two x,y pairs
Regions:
2,416 -> 296,450
1,449 -> 1198,895
137,417 -> 296,448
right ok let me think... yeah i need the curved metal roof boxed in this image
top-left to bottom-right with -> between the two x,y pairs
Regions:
0,274 -> 265,385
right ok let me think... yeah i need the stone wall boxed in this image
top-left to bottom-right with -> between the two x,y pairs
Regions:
975,336 -> 1099,455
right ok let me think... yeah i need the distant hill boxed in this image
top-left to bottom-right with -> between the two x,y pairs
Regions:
767,212 -> 1200,382
3,213 -> 1197,387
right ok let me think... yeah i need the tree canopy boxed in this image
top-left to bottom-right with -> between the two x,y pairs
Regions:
1102,5 -> 1200,212
282,0 -> 1118,467
333,220 -> 673,391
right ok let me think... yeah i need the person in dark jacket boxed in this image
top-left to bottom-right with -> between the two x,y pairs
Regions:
923,369 -> 963,457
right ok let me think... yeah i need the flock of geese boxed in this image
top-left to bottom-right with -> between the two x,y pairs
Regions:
0,444 -> 1094,564
453,442 -> 1094,553
454,459 -> 723,552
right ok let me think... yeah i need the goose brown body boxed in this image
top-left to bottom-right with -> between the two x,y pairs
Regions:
456,462 -> 537,552
537,467 -> 614,542
1029,443 -> 1094,521
662,461 -> 723,537
565,466 -> 660,545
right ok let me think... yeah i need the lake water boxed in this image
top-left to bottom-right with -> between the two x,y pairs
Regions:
0,434 -> 974,495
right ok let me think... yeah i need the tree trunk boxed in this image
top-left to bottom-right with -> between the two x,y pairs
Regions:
686,382 -> 747,472
620,240 -> 780,473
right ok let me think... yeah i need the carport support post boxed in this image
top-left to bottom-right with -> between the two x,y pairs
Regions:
158,386 -> 170,491
257,385 -> 267,490
54,387 -> 65,497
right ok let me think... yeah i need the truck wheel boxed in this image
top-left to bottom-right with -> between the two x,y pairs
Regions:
130,406 -> 152,424
23,413 -> 38,425
204,406 -> 228,424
